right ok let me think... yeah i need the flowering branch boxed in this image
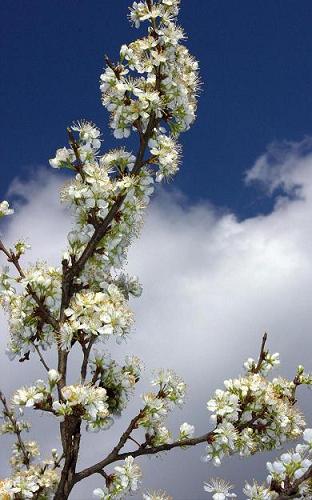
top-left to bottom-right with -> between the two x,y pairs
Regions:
0,239 -> 58,331
0,1 -> 310,500
0,390 -> 30,468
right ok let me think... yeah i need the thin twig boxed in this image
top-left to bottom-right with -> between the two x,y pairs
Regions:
128,436 -> 141,448
0,390 -> 30,468
33,344 -> 50,372
252,332 -> 268,374
98,469 -> 110,481
67,128 -> 85,181
80,338 -> 96,383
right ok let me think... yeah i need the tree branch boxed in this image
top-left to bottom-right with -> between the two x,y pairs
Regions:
252,332 -> 268,374
74,334 -> 283,483
0,240 -> 58,330
67,128 -> 85,181
74,429 -> 215,482
0,390 -> 30,468
33,344 -> 50,372
80,338 -> 95,383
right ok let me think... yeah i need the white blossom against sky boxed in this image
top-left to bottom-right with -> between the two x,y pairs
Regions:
1,138 -> 312,498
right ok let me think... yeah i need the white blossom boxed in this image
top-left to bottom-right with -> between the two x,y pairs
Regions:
179,422 -> 195,440
0,200 -> 14,217
204,478 -> 237,499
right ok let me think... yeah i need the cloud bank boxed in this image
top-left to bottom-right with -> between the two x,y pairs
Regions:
1,139 -> 312,498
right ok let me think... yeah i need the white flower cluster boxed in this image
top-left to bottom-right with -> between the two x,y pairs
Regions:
244,352 -> 280,376
0,396 -> 60,497
0,435 -> 61,499
10,441 -> 40,468
114,273 -> 143,299
49,121 -> 101,169
204,478 -> 237,500
0,200 -> 14,217
243,483 -> 273,500
13,379 -> 50,410
205,353 -> 305,467
148,133 -> 181,182
93,456 -> 141,499
241,429 -> 312,498
90,352 -> 143,419
14,240 -> 31,259
0,466 -> 59,499
61,284 -> 134,350
179,422 -> 195,441
51,123 -> 154,349
0,263 -> 61,359
11,372 -> 110,431
0,417 -> 30,437
11,371 -> 60,412
295,364 -> 312,386
151,369 -> 186,405
129,0 -> 180,29
138,369 -> 186,446
53,384 -> 110,431
60,145 -> 154,266
100,0 -> 198,177
51,122 -> 154,304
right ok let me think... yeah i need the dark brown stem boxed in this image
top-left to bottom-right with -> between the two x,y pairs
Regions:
91,366 -> 102,385
98,469 -> 110,482
53,416 -> 81,500
33,344 -> 50,372
252,332 -> 268,374
67,128 -> 85,181
128,436 -> 141,447
57,350 -> 69,391
80,338 -> 95,383
75,429 -> 215,482
53,453 -> 65,470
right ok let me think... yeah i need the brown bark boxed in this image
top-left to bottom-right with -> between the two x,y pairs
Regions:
53,416 -> 81,500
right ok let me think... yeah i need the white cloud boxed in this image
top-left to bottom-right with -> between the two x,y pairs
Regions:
1,140 -> 312,498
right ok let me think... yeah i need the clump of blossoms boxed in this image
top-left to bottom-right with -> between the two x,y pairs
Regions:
53,384 -> 110,430
0,467 -> 59,499
62,284 -> 134,349
13,379 -> 51,410
0,391 -> 60,498
205,433 -> 312,499
0,262 -> 61,359
0,201 -> 14,217
93,456 -> 142,499
226,428 -> 312,499
204,478 -> 237,499
204,360 -> 312,500
1,1 -> 312,500
204,351 -> 305,467
135,369 -> 187,446
179,422 -> 195,441
89,352 -> 143,417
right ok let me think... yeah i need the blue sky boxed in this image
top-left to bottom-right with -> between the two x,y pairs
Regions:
1,0 -> 312,216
